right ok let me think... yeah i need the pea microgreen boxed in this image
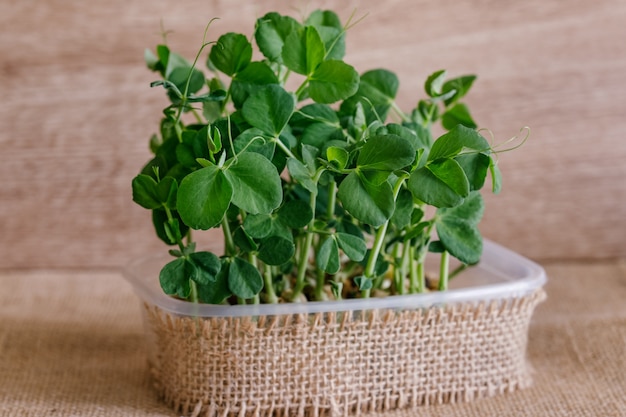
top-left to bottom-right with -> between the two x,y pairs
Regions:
132,9 -> 526,304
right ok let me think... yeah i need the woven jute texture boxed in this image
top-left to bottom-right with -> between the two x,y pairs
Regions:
143,290 -> 545,417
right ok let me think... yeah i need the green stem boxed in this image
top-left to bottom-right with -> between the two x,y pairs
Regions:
273,136 -> 297,160
314,268 -> 326,301
221,217 -> 236,256
291,168 -> 324,301
362,176 -> 407,298
399,241 -> 411,294
263,263 -> 279,304
326,180 -> 337,219
292,192 -> 317,301
439,250 -> 450,291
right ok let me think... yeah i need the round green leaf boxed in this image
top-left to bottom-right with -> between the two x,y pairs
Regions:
224,152 -> 282,214
258,236 -> 295,266
338,172 -> 394,227
197,259 -> 232,304
336,232 -> 367,262
188,251 -> 221,285
209,33 -> 252,76
177,164 -> 233,229
132,174 -> 161,209
317,236 -> 340,274
435,217 -> 483,265
159,258 -> 190,299
309,60 -> 359,104
428,125 -> 490,161
408,161 -> 467,208
282,26 -> 325,75
357,134 -> 417,171
241,85 -> 295,136
277,199 -> 313,228
227,257 -> 264,299
231,61 -> 279,109
255,12 -> 301,63
441,103 -> 477,130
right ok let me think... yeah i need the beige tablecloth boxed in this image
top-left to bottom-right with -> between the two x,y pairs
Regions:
1,261 -> 625,416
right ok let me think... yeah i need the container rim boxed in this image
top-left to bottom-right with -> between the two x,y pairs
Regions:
123,239 -> 546,318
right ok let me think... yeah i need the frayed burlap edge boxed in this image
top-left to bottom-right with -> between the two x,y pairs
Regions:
141,290 -> 546,417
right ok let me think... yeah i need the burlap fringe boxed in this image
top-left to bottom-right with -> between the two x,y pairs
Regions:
142,290 -> 546,417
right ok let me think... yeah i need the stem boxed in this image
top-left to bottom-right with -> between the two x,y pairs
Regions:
438,251 -> 450,291
273,136 -> 297,160
294,77 -> 310,101
362,175 -> 407,298
221,217 -> 236,256
291,168 -> 325,301
399,241 -> 411,294
326,180 -> 337,219
292,192 -> 317,301
362,222 -> 388,298
263,263 -> 279,304
315,269 -> 326,301
189,280 -> 199,303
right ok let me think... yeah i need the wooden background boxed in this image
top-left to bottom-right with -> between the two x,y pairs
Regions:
1,0 -> 625,270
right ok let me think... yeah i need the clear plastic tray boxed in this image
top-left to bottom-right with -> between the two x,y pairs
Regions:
123,239 -> 546,318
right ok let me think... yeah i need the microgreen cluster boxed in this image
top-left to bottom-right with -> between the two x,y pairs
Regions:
132,10 -> 507,304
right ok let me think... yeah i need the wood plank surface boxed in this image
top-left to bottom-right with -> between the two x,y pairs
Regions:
1,0 -> 625,269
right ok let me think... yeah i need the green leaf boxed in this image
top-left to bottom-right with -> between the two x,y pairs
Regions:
282,25 -> 325,75
357,134 -> 416,171
338,172 -> 394,227
233,128 -> 274,160
167,66 -> 205,96
327,146 -> 349,170
354,276 -> 373,291
255,12 -> 301,63
301,123 -> 343,148
156,176 -> 178,210
455,152 -> 490,191
243,214 -> 273,239
336,232 -> 367,262
309,60 -> 359,104
197,258 -> 232,304
425,69 -> 446,97
306,10 -> 345,60
442,75 -> 477,106
435,217 -> 482,265
286,158 -> 317,193
427,158 -> 470,197
317,236 -> 340,274
152,210 -> 189,245
231,61 -> 279,108
159,258 -> 190,299
224,152 -> 282,214
408,162 -> 467,208
258,235 -> 295,266
228,257 -> 263,299
188,251 -> 221,285
428,125 -> 490,161
435,192 -> 484,264
177,164 -> 233,229
241,85 -> 295,136
438,192 -> 484,225
441,103 -> 477,130
209,32 -> 252,76
132,174 -> 161,209
390,188 -> 413,229
277,199 -> 313,228
339,69 -> 399,123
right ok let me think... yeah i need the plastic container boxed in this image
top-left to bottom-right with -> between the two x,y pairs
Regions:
124,239 -> 546,417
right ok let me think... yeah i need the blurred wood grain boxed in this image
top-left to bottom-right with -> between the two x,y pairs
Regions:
1,0 -> 625,269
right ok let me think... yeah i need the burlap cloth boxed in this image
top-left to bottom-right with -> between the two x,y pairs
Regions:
1,261 -> 625,416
